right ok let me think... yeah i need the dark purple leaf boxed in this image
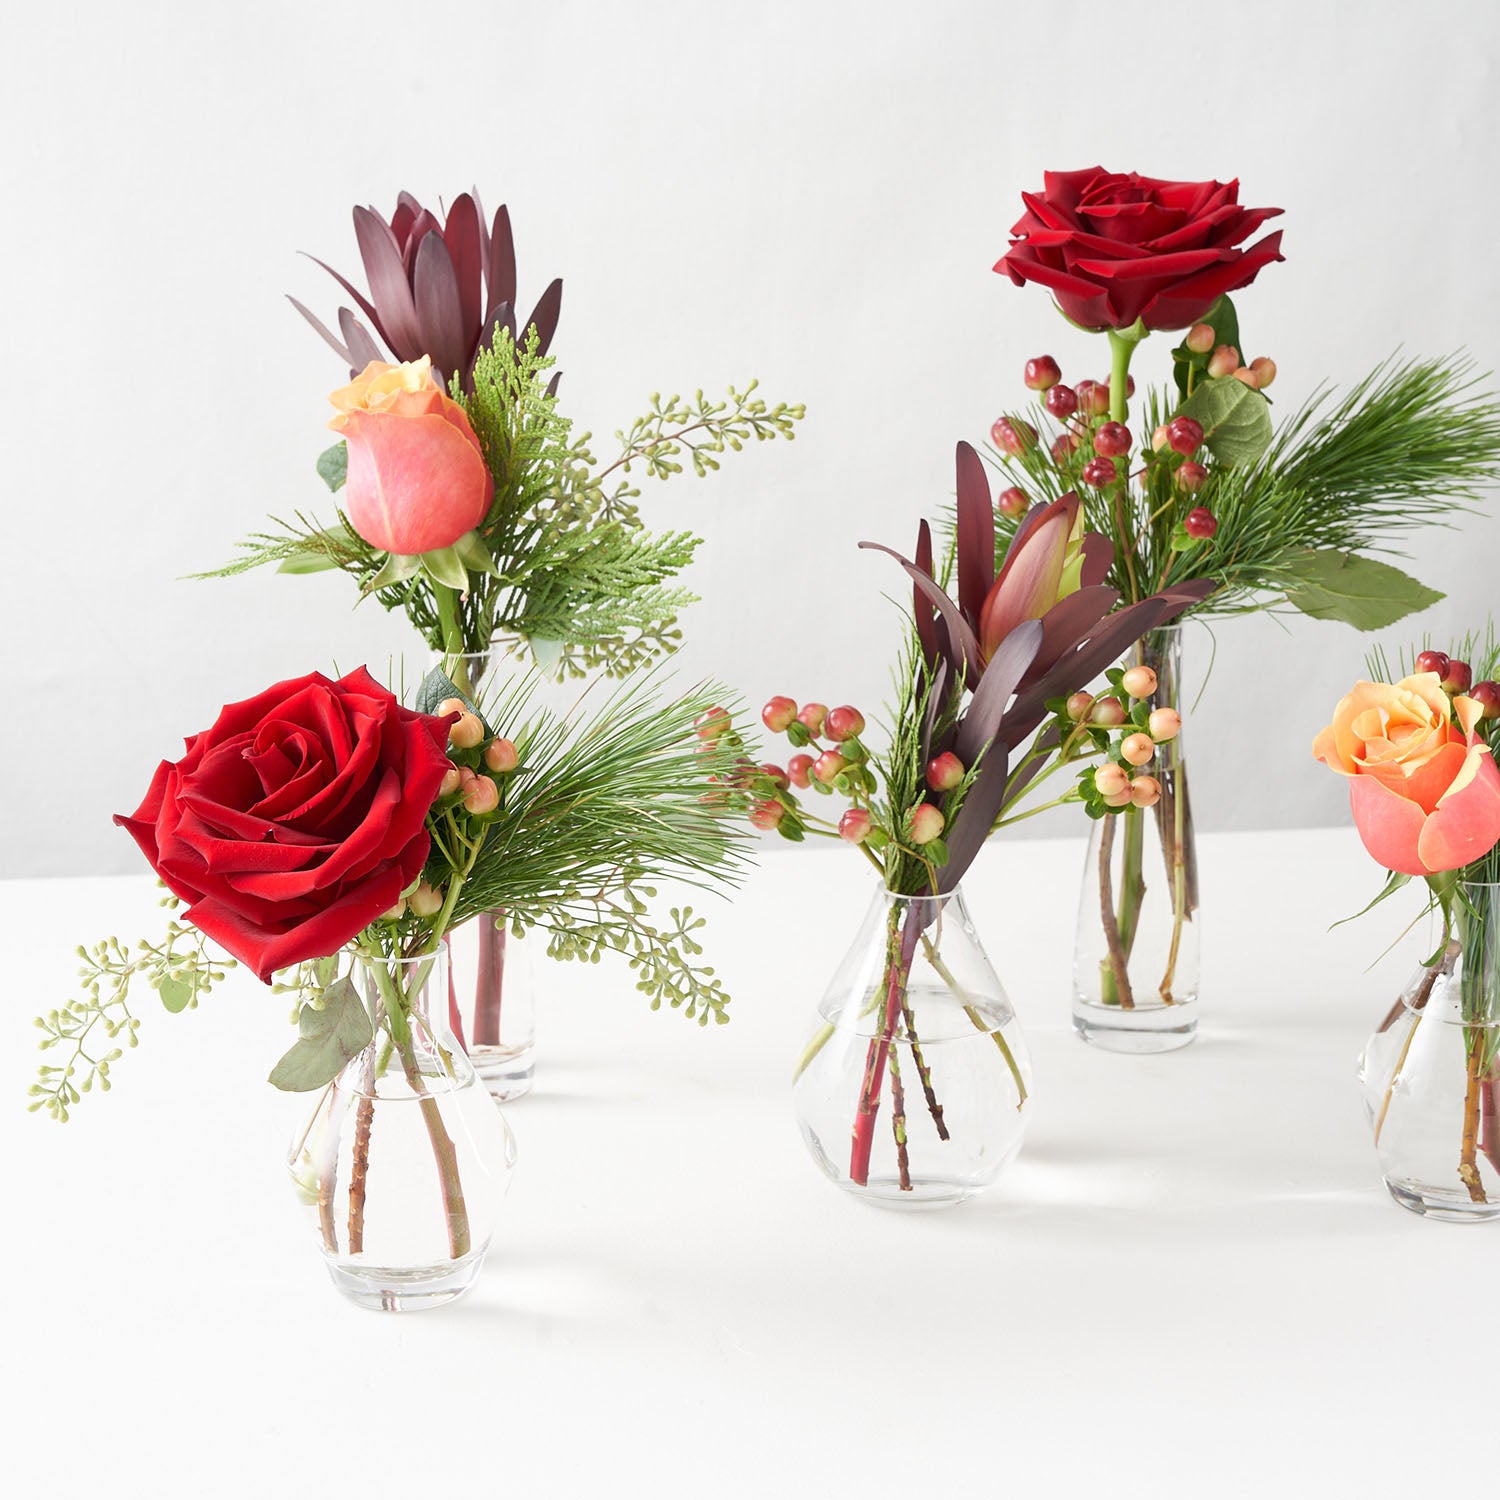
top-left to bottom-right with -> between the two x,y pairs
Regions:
955,441 -> 994,623
524,278 -> 563,357
913,520 -> 939,670
413,232 -> 467,382
488,204 -> 517,309
287,296 -> 353,365
860,542 -> 984,686
301,252 -> 385,341
937,746 -> 1009,895
1081,534 -> 1114,587
1018,584 -> 1119,688
954,619 -> 1043,767
391,193 -> 423,244
338,308 -> 384,373
441,194 -> 484,351
546,370 -> 563,398
919,658 -> 951,766
352,206 -> 424,359
472,187 -> 490,278
481,298 -> 516,350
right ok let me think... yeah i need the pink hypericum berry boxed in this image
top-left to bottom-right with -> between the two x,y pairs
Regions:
1045,384 -> 1079,421
1415,650 -> 1451,679
1075,380 -> 1110,417
1442,659 -> 1474,694
1184,507 -> 1218,540
1052,432 -> 1081,462
797,703 -> 827,734
1471,681 -> 1500,720
463,777 -> 500,816
1094,763 -> 1130,797
749,800 -> 785,831
1166,417 -> 1204,456
1103,786 -> 1135,809
1082,457 -> 1118,488
991,417 -> 1038,455
484,737 -> 518,773
1185,323 -> 1216,355
1093,422 -> 1132,458
1149,707 -> 1182,742
908,803 -> 945,845
1152,424 -> 1171,452
1090,696 -> 1127,728
436,697 -> 467,718
757,763 -> 789,789
1232,366 -> 1260,389
813,750 -> 847,784
825,706 -> 866,742
1121,665 -> 1158,700
1130,775 -> 1162,809
839,808 -> 873,844
787,753 -> 815,788
1065,691 -> 1095,721
1121,733 -> 1155,768
449,712 -> 484,750
925,751 -> 965,792
761,696 -> 798,733
998,486 -> 1029,519
439,767 -> 462,797
408,882 -> 444,918
1024,356 -> 1061,391
1207,345 -> 1240,379
695,706 -> 731,741
1249,356 -> 1277,389
1176,461 -> 1208,494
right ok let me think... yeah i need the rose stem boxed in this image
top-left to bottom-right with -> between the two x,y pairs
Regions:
849,903 -> 922,1187
1097,813 -> 1136,1009
347,1048 -> 377,1254
887,1042 -> 913,1191
445,938 -> 468,1052
472,910 -> 507,1048
433,585 -> 472,692
1481,1078 -> 1500,1178
1373,946 -> 1457,1142
1114,806 -> 1147,993
900,992 -> 949,1140
1459,1038 -> 1488,1204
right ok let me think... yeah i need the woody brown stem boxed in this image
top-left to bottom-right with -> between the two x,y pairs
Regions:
346,1046 -> 377,1254
1098,814 -> 1136,1008
887,1044 -> 913,1191
900,994 -> 949,1141
1459,1041 -> 1487,1204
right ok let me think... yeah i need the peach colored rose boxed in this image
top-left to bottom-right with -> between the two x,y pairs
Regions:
327,357 -> 492,556
1313,673 -> 1500,876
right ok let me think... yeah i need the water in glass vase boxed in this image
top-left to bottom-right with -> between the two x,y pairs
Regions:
1072,624 -> 1200,1052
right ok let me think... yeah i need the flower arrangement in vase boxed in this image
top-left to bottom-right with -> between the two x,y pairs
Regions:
30,663 -> 756,1308
1315,636 -> 1500,1219
984,166 -> 1500,1049
744,440 -> 1210,1206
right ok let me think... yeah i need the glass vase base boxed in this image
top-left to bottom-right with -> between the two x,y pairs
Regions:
1072,997 -> 1198,1053
1384,1178 -> 1500,1223
838,1173 -> 981,1211
324,1247 -> 489,1312
470,1043 -> 535,1103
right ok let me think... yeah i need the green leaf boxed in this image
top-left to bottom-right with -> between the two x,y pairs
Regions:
267,977 -> 372,1092
1331,869 -> 1413,930
1177,375 -> 1272,467
414,665 -> 488,733
277,527 -> 349,574
1280,549 -> 1444,630
316,442 -> 348,492
157,976 -> 192,1013
451,529 -> 499,578
421,545 -> 470,591
365,550 -> 422,592
1171,294 -> 1241,403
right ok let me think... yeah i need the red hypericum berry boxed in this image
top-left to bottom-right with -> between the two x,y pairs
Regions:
1045,383 -> 1079,421
749,799 -> 785,831
1090,697 -> 1127,728
1024,355 -> 1061,391
991,417 -> 1038,455
813,750 -> 847,784
1185,322 -> 1216,355
757,763 -> 789,789
1250,356 -> 1277,389
908,803 -> 945,845
1075,380 -> 1109,417
1104,373 -> 1136,399
825,706 -> 866,742
839,808 -> 873,844
925,751 -> 965,792
1415,650 -> 1450,680
761,696 -> 797,733
1471,681 -> 1500,720
1051,432 -> 1081,463
695,706 -> 730,741
1082,457 -> 1118,488
1207,344 -> 1240,379
1093,421 -> 1131,458
1065,691 -> 1095,721
484,737 -> 519,774
1176,460 -> 1208,493
797,703 -> 827,734
1151,424 -> 1171,452
998,485 -> 1029,519
1442,659 -> 1473,694
1184,507 -> 1218,540
1166,417 -> 1204,456
787,753 -> 814,788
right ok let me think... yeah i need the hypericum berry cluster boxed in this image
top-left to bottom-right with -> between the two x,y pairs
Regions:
1417,650 -> 1500,719
1048,665 -> 1183,818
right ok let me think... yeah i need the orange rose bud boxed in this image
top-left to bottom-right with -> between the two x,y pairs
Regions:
1129,776 -> 1162,808
328,358 -> 493,556
1121,733 -> 1155,767
1121,665 -> 1158,699
908,803 -> 945,845
449,712 -> 484,749
484,737 -> 518,774
1149,707 -> 1183,742
463,777 -> 499,815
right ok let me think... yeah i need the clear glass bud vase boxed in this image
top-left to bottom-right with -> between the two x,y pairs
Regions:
430,649 -> 538,1100
793,883 -> 1032,1209
1359,882 -> 1500,1222
287,947 -> 518,1310
1072,624 -> 1200,1052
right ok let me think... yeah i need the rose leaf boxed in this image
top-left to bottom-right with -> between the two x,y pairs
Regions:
267,977 -> 373,1092
316,442 -> 348,492
1279,549 -> 1444,631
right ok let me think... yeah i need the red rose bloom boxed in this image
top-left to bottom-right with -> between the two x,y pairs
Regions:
116,668 -> 453,982
996,167 -> 1284,331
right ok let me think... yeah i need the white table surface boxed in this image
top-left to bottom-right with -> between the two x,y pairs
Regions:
6,829 -> 1487,1499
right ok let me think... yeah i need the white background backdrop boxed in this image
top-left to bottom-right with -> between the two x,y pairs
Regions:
5,0 -> 1500,875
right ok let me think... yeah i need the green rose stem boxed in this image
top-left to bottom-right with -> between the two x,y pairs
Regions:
1096,813 -> 1136,1008
1456,888 -> 1497,1204
433,582 -> 476,698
